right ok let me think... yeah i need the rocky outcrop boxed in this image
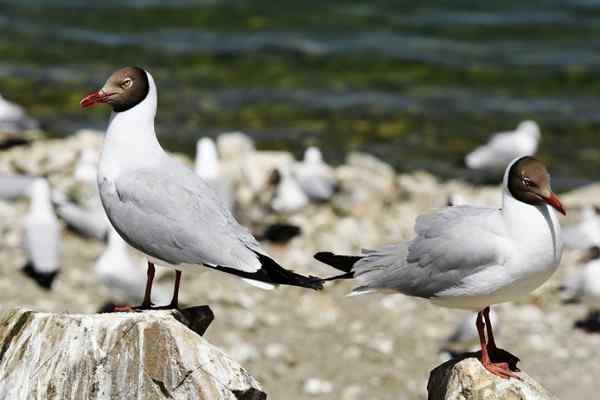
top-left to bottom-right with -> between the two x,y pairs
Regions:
0,307 -> 266,400
428,356 -> 557,400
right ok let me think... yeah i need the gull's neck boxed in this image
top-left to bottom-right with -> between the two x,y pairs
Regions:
100,71 -> 164,177
29,181 -> 54,217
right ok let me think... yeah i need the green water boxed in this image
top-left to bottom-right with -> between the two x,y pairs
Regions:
1,0 -> 600,188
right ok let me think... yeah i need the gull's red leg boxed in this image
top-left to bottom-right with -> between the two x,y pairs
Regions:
476,310 -> 520,379
167,270 -> 181,309
139,262 -> 156,309
483,307 -> 498,351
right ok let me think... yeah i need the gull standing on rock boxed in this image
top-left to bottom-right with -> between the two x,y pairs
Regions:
315,156 -> 565,379
465,121 -> 540,171
80,66 -> 322,309
22,178 -> 61,289
294,147 -> 337,202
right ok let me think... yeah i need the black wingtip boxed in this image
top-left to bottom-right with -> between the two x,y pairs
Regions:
214,252 -> 324,290
254,252 -> 324,290
314,251 -> 361,273
22,263 -> 58,290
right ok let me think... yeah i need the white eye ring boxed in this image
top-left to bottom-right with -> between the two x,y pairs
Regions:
121,78 -> 132,88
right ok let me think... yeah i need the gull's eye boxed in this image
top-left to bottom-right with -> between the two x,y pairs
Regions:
522,177 -> 536,187
121,78 -> 133,89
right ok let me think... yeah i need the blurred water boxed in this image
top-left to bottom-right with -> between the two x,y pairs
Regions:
1,0 -> 599,187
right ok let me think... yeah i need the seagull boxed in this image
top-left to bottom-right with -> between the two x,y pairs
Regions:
80,66 -> 322,309
74,148 -> 100,184
95,228 -> 169,306
560,246 -> 600,309
54,193 -> 109,241
270,164 -> 308,213
195,137 -> 233,210
562,206 -> 600,249
315,156 -> 565,379
55,148 -> 110,240
465,121 -> 540,171
294,147 -> 337,202
22,178 -> 61,289
0,92 -> 37,133
0,175 -> 36,201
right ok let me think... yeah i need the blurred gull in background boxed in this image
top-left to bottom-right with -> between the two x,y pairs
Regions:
465,120 -> 540,171
0,175 -> 36,201
562,206 -> 600,249
561,246 -> 600,308
293,147 -> 337,202
95,228 -> 169,307
54,149 -> 109,241
560,246 -> 600,331
0,92 -> 38,133
271,163 -> 308,213
74,148 -> 100,183
22,178 -> 61,290
195,137 -> 233,210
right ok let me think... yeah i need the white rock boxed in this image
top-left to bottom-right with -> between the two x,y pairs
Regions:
428,357 -> 558,400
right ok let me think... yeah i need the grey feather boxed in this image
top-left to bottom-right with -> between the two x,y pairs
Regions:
353,206 -> 507,298
100,156 -> 262,272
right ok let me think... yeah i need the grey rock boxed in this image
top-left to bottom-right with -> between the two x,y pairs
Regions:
0,307 -> 264,400
428,356 -> 557,400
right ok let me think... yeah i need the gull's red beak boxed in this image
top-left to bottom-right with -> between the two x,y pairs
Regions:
543,192 -> 566,215
80,90 -> 113,108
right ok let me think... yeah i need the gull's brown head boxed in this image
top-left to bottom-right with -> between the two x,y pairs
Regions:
80,66 -> 149,112
507,156 -> 566,215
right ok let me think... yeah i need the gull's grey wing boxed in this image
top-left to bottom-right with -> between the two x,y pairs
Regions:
24,219 -> 61,273
103,159 -> 263,273
56,200 -> 109,240
0,175 -> 35,200
352,206 -> 509,297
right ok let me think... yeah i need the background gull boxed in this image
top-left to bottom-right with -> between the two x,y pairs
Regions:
195,136 -> 233,210
0,175 -> 36,201
562,206 -> 600,249
270,163 -> 308,213
22,178 -> 61,289
95,228 -> 170,308
293,147 -> 337,202
465,120 -> 540,171
0,92 -> 38,133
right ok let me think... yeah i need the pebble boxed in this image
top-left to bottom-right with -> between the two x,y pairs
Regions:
303,378 -> 334,395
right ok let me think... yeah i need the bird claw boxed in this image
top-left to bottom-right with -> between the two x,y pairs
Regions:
113,303 -> 155,312
482,360 -> 522,380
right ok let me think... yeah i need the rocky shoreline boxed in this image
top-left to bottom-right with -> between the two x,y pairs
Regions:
1,131 -> 599,399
